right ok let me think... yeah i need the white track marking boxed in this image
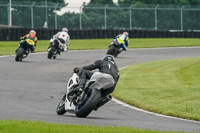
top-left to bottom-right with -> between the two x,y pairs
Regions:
1,46 -> 200,58
112,97 -> 200,124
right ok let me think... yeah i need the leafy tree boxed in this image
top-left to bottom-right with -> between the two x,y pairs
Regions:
117,0 -> 200,5
11,0 -> 64,3
0,0 -> 65,28
1,0 -> 199,30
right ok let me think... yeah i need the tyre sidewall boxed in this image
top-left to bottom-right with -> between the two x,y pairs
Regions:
48,46 -> 57,59
107,45 -> 117,56
15,48 -> 24,61
75,88 -> 101,117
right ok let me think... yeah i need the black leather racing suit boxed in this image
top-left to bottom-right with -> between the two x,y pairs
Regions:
77,59 -> 119,96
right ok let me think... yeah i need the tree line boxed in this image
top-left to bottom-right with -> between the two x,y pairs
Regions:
0,0 -> 199,30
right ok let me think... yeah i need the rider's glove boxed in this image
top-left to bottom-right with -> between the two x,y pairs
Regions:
20,37 -> 24,40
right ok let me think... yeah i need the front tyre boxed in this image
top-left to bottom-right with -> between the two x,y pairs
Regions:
75,89 -> 101,118
56,95 -> 67,115
48,46 -> 56,59
15,48 -> 24,61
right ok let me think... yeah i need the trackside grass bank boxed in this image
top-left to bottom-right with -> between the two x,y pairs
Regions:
0,120 -> 186,133
113,57 -> 200,121
0,38 -> 200,56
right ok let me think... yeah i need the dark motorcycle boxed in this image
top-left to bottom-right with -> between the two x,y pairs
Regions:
47,38 -> 63,59
15,40 -> 31,62
106,41 -> 123,57
56,72 -> 114,118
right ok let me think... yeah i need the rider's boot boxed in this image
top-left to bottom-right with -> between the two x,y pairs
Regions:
57,49 -> 61,55
74,78 -> 87,91
67,77 -> 86,102
64,48 -> 68,52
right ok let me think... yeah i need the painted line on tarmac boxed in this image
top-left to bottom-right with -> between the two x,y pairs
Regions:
0,55 -> 14,58
128,46 -> 200,50
0,52 -> 48,58
112,66 -> 200,124
0,50 -> 104,58
1,46 -> 200,58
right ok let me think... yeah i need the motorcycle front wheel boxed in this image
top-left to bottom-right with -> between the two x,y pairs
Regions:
75,88 -> 101,118
48,46 -> 56,59
56,95 -> 67,115
15,48 -> 24,61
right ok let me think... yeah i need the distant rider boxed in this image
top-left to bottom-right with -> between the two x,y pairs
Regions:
114,32 -> 129,51
16,30 -> 38,52
48,28 -> 70,53
72,55 -> 119,109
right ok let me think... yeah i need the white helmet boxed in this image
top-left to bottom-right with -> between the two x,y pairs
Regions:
123,32 -> 128,36
62,28 -> 68,32
29,30 -> 36,35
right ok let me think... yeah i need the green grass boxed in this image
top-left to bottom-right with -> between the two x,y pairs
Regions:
0,120 -> 187,133
113,57 -> 200,121
0,38 -> 199,56
132,38 -> 200,48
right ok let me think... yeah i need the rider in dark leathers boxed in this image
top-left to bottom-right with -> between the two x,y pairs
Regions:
73,55 -> 119,109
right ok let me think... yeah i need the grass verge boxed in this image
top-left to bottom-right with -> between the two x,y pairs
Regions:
0,120 -> 186,133
113,57 -> 200,121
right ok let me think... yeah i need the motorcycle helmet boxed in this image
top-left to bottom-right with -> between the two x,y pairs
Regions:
29,30 -> 36,38
62,27 -> 68,32
102,55 -> 115,63
123,32 -> 128,36
29,30 -> 36,35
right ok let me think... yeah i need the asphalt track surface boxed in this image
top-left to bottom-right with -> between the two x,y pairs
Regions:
0,47 -> 200,132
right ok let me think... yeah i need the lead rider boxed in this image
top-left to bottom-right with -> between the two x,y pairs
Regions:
114,32 -> 129,51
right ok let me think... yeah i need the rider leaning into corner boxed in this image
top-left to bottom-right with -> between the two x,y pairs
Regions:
48,27 -> 70,54
73,55 -> 120,110
16,30 -> 38,52
114,32 -> 129,51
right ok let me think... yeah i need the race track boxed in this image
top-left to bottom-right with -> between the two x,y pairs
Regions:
0,47 -> 200,132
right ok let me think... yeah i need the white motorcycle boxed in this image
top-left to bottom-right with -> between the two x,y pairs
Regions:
56,72 -> 115,118
47,38 -> 64,59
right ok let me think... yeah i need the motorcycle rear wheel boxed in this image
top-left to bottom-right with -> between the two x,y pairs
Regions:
48,47 -> 56,59
15,48 -> 24,61
75,88 -> 101,118
107,45 -> 117,57
115,50 -> 122,57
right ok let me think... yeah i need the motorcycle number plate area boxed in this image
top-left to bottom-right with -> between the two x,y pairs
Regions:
26,39 -> 35,45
